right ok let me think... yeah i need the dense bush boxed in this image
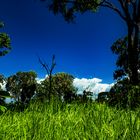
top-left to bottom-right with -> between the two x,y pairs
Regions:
96,78 -> 140,109
127,85 -> 140,108
108,80 -> 140,109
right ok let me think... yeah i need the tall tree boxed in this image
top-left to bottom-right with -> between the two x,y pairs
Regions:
41,0 -> 140,85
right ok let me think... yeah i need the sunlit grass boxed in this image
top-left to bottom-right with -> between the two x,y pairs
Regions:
0,100 -> 140,140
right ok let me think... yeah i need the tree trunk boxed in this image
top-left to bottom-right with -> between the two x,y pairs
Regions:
127,22 -> 140,85
49,75 -> 52,101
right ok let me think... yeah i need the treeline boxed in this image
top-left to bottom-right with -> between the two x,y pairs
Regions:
0,71 -> 94,113
1,70 -> 140,114
97,78 -> 140,109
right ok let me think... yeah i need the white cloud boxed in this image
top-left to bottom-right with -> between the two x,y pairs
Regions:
36,78 -> 44,84
0,81 -> 6,91
36,74 -> 48,84
73,77 -> 114,99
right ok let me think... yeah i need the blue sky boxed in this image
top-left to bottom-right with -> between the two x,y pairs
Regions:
0,0 -> 127,84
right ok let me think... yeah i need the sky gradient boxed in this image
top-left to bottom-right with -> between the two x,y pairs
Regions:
0,0 -> 127,84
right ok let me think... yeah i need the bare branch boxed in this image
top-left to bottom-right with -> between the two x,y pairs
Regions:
37,54 -> 56,101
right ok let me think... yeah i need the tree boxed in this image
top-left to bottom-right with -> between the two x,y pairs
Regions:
107,78 -> 140,108
41,0 -> 140,85
51,72 -> 77,102
96,91 -> 109,103
38,55 -> 56,101
6,71 -> 37,104
0,21 -> 11,56
36,72 -> 77,102
111,36 -> 140,81
111,36 -> 129,80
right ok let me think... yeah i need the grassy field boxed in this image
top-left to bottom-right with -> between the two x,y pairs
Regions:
0,100 -> 140,140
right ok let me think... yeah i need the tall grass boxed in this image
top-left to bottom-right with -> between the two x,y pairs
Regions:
0,100 -> 140,140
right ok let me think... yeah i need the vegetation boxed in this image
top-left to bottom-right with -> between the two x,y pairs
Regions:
1,101 -> 140,140
6,71 -> 37,104
0,1 -> 140,139
0,21 -> 11,112
0,21 -> 11,56
38,55 -> 56,101
36,72 -> 77,103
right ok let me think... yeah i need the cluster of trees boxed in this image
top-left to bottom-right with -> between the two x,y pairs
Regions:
0,21 -> 12,112
1,0 -> 140,111
0,70 -> 93,112
97,79 -> 140,109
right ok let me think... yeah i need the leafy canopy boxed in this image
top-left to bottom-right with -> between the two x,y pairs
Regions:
6,71 -> 37,103
37,72 -> 77,102
0,21 -> 11,56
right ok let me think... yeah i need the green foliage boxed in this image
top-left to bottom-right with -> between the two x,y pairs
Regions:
51,72 -> 77,100
107,78 -> 129,108
96,91 -> 109,103
111,36 -> 129,80
105,78 -> 140,109
6,71 -> 37,104
110,36 -> 140,108
74,89 -> 93,103
36,72 -> 77,102
0,105 -> 7,114
0,20 -> 12,111
0,21 -> 11,56
0,90 -> 10,98
43,0 -> 100,22
127,85 -> 140,109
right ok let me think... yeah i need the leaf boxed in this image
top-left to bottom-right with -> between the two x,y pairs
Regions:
0,105 -> 7,112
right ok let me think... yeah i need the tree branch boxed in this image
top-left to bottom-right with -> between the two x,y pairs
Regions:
100,0 -> 126,21
118,0 -> 132,24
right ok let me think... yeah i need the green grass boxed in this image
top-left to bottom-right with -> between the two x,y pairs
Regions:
0,100 -> 140,140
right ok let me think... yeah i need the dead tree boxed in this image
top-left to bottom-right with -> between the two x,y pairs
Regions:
38,55 -> 56,101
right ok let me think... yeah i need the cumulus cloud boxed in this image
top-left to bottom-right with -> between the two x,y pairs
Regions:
73,77 -> 114,99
